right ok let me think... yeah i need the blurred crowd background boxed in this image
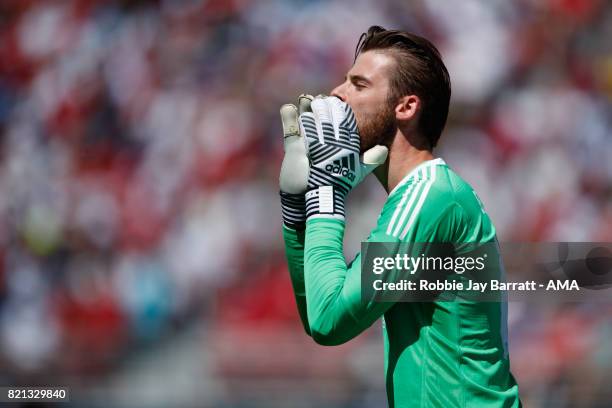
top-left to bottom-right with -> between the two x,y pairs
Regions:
0,0 -> 610,407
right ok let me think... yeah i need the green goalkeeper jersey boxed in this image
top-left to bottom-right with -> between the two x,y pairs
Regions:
283,158 -> 521,407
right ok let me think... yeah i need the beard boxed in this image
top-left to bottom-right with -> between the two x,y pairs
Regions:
355,101 -> 397,153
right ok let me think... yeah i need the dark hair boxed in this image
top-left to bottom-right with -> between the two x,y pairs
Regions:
355,26 -> 451,148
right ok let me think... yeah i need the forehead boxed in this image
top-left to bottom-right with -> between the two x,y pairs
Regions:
349,51 -> 395,85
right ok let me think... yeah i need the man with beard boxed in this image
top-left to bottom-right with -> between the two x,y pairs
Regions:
278,26 -> 521,407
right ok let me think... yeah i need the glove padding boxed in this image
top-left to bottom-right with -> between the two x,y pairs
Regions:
279,95 -> 313,229
279,95 -> 313,194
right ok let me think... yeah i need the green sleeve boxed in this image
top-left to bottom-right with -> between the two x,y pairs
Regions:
282,226 -> 311,335
303,218 -> 396,346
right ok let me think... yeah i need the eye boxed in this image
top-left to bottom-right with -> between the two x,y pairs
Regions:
354,83 -> 365,90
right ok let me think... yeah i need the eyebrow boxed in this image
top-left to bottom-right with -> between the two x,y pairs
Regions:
347,74 -> 372,85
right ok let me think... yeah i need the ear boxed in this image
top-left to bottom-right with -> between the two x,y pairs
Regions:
395,95 -> 420,121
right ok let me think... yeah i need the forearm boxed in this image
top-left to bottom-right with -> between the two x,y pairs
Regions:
282,226 -> 311,335
304,218 -> 373,345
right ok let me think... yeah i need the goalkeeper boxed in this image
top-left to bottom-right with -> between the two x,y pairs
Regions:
279,26 -> 521,407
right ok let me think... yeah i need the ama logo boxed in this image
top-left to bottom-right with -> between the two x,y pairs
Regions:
326,155 -> 356,181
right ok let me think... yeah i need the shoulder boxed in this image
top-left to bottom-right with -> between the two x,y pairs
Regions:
370,159 -> 496,243
378,163 -> 457,241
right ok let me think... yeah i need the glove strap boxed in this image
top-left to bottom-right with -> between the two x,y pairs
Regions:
280,191 -> 306,230
305,186 -> 346,221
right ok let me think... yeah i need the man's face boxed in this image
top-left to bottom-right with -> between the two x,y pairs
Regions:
331,50 -> 397,152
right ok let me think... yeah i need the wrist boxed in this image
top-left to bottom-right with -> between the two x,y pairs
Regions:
305,186 -> 346,221
280,191 -> 306,230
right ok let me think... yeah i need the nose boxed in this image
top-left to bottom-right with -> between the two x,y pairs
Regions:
330,82 -> 346,102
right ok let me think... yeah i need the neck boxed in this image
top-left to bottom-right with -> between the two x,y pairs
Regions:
373,131 -> 434,194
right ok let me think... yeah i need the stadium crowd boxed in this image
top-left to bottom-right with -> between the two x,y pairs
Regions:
0,0 -> 610,406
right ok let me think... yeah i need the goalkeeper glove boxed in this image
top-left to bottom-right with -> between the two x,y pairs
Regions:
279,94 -> 313,230
300,96 -> 388,220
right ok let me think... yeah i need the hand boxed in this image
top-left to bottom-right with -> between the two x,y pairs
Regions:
299,96 -> 388,220
279,94 -> 313,229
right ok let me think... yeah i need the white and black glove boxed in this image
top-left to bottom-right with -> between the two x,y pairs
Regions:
300,96 -> 388,220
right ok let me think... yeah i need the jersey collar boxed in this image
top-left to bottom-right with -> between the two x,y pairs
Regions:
388,157 -> 446,196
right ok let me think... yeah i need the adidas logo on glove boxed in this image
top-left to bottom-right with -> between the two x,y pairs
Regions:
325,156 -> 356,181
